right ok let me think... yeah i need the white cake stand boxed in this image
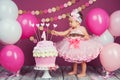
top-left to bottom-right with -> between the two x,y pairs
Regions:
41,67 -> 52,78
42,70 -> 51,78
41,65 -> 59,78
34,66 -> 52,78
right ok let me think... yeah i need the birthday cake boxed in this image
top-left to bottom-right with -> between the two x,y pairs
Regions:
33,40 -> 58,70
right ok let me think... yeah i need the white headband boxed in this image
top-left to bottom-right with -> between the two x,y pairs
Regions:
70,9 -> 82,23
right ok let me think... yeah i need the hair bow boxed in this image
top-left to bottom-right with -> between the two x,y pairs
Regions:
70,9 -> 82,23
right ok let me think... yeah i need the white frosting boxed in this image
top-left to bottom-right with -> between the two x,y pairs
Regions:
33,41 -> 58,57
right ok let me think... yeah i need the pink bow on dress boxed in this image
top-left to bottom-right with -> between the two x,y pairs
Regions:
69,38 -> 80,48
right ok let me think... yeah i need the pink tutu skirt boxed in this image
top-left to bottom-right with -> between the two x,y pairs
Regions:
56,37 -> 102,63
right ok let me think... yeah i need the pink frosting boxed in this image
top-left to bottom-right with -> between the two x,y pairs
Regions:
35,57 -> 56,67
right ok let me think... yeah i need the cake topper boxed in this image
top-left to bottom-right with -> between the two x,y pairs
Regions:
41,30 -> 46,41
29,22 -> 58,42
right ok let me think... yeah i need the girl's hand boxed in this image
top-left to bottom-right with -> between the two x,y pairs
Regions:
84,35 -> 90,40
51,30 -> 58,36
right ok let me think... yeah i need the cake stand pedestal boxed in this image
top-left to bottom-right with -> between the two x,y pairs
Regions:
42,70 -> 51,78
34,67 -> 52,78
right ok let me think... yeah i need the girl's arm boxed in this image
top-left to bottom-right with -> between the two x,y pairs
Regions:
82,27 -> 90,40
51,28 -> 72,37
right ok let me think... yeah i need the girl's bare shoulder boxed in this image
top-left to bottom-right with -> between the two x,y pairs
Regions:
78,26 -> 86,30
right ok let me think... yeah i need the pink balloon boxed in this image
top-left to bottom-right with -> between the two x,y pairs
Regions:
109,10 -> 120,36
100,43 -> 120,72
17,13 -> 38,39
86,8 -> 109,35
0,45 -> 24,73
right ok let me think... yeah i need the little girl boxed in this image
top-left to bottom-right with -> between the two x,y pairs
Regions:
51,9 -> 102,77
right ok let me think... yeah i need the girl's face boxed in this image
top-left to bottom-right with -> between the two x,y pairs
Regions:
69,17 -> 80,28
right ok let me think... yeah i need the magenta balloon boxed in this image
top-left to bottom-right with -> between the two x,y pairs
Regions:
86,8 -> 109,35
0,45 -> 24,73
17,13 -> 38,39
100,43 -> 120,72
109,10 -> 120,36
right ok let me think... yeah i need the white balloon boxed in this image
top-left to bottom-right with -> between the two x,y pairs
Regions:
97,30 -> 114,45
0,19 -> 22,44
0,0 -> 18,19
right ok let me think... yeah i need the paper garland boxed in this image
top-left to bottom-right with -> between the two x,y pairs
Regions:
18,0 -> 96,23
41,0 -> 97,22
18,0 -> 76,15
